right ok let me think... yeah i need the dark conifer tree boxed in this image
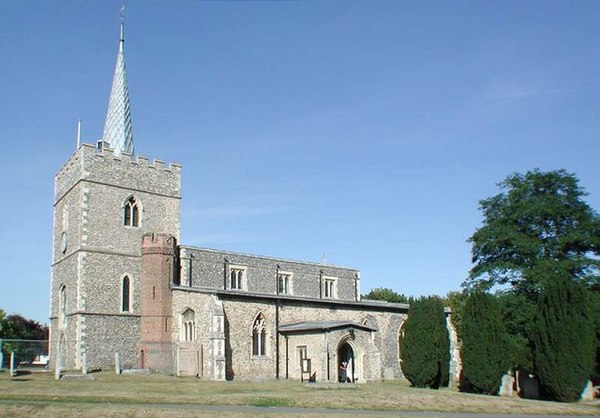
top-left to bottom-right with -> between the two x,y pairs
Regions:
400,296 -> 450,388
533,274 -> 595,402
461,292 -> 509,394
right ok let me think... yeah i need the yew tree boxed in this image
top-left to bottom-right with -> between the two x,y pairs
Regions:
400,296 -> 450,388
461,292 -> 509,394
533,274 -> 594,402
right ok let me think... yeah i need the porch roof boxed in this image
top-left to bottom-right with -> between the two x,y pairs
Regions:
279,320 -> 377,334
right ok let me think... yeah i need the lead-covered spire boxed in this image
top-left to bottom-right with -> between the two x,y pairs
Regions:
101,6 -> 134,156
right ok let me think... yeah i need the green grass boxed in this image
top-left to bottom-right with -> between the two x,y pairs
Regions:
248,397 -> 293,407
0,371 -> 597,417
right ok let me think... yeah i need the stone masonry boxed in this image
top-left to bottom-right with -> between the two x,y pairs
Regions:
50,143 -> 461,382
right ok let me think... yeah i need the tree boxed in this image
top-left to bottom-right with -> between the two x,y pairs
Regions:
465,169 -> 600,294
0,309 -> 12,339
442,291 -> 467,341
5,315 -> 48,340
400,296 -> 450,388
362,287 -> 413,304
532,274 -> 595,402
496,291 -> 536,371
461,292 -> 509,395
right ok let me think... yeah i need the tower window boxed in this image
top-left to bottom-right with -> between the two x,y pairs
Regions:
124,196 -> 140,227
252,313 -> 267,356
122,276 -> 131,312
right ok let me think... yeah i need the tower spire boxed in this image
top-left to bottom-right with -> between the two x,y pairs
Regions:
101,5 -> 134,156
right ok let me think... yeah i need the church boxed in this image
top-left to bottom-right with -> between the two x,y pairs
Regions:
49,16 -> 460,383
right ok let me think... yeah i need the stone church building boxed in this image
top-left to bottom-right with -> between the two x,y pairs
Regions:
49,16 -> 459,382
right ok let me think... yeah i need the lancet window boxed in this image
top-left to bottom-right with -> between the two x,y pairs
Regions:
121,276 -> 131,312
59,285 -> 67,328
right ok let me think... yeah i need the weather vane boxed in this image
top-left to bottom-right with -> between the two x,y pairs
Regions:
119,4 -> 126,42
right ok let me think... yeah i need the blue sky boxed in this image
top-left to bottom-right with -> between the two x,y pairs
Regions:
1,1 -> 599,324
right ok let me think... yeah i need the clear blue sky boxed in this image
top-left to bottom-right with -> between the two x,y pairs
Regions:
1,1 -> 599,324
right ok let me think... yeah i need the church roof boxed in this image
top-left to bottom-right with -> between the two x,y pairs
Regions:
101,9 -> 134,156
279,320 -> 377,333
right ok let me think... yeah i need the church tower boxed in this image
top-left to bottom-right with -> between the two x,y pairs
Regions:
49,11 -> 181,371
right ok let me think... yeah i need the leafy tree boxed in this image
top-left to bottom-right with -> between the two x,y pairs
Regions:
442,291 -> 467,341
0,309 -> 12,339
5,315 -> 48,340
465,169 -> 600,294
362,288 -> 414,304
400,296 -> 450,388
461,292 -> 509,394
496,291 -> 536,371
532,274 -> 595,402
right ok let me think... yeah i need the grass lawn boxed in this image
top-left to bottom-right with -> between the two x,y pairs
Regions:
0,370 -> 597,417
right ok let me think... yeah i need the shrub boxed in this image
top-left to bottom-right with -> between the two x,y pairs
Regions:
400,296 -> 450,388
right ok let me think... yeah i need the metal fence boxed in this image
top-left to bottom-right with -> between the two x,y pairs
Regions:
0,339 -> 199,377
0,339 -> 49,371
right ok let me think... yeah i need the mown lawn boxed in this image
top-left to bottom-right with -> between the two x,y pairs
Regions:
0,370 -> 597,417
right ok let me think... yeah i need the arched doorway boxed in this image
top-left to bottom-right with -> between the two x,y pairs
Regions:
338,342 -> 355,383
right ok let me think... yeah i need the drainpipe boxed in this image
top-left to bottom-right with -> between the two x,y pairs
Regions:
187,253 -> 194,287
319,270 -> 323,299
285,335 -> 289,379
223,257 -> 228,290
275,298 -> 280,379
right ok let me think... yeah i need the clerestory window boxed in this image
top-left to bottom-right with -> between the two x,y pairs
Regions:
278,272 -> 292,294
230,267 -> 245,290
124,196 -> 140,227
323,277 -> 336,299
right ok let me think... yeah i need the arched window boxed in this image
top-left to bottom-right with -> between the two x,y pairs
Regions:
124,196 -> 140,227
59,285 -> 67,328
182,309 -> 195,342
122,276 -> 131,312
252,313 -> 267,356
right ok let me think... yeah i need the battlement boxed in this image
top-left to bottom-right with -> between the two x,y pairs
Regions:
90,144 -> 182,172
142,232 -> 177,247
55,143 -> 182,203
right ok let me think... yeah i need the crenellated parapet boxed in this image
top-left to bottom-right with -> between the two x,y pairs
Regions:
55,143 -> 181,204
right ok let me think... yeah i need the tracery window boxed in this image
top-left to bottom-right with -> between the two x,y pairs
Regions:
122,276 -> 131,312
124,196 -> 140,227
252,313 -> 267,356
182,309 -> 196,342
